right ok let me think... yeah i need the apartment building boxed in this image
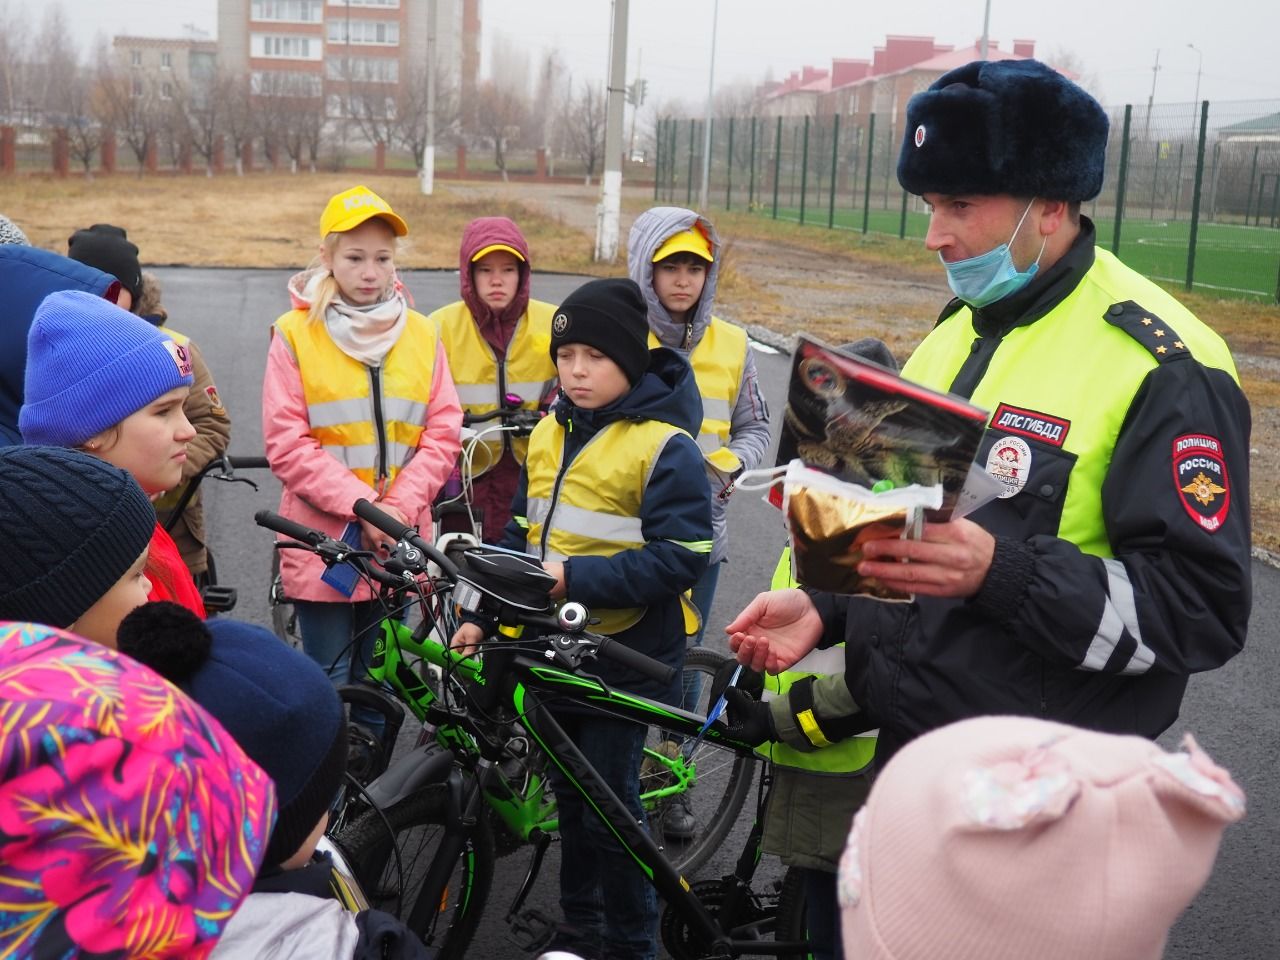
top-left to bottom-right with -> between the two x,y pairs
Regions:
112,35 -> 219,105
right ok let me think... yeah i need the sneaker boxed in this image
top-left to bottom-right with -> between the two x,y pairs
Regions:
640,739 -> 681,788
663,795 -> 696,841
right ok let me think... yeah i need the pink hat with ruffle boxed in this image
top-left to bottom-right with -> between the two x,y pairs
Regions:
839,716 -> 1245,960
0,621 -> 277,959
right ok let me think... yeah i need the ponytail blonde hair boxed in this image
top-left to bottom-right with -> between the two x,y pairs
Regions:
306,234 -> 343,324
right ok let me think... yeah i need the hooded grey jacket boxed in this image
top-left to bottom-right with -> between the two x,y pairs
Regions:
627,206 -> 771,565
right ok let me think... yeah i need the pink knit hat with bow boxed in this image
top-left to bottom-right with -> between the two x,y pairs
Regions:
839,716 -> 1245,960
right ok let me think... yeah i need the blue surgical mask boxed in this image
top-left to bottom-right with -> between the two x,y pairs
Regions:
940,200 -> 1047,308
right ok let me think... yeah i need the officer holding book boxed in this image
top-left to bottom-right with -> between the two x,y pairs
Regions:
726,58 -> 1252,767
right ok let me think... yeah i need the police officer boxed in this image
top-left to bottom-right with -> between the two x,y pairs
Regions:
726,58 -> 1252,767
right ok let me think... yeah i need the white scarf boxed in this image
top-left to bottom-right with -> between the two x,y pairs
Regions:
317,275 -> 408,367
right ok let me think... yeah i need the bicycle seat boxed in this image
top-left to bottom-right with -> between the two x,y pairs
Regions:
452,546 -> 556,612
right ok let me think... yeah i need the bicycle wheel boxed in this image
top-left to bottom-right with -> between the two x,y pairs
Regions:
269,550 -> 302,649
333,785 -> 495,960
640,647 -> 756,876
773,865 -> 814,960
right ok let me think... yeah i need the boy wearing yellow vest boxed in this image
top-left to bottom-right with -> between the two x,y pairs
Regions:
452,278 -> 712,960
627,207 -> 771,837
431,217 -> 557,542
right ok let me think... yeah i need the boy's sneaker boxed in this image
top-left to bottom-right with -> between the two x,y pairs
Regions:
639,739 -> 681,788
663,795 -> 696,841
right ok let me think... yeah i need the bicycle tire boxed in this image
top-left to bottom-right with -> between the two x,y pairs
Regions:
641,647 -> 756,877
269,549 -> 302,649
333,785 -> 495,960
773,866 -> 813,960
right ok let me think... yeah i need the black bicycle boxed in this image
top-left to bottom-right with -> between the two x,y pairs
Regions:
256,501 -> 811,959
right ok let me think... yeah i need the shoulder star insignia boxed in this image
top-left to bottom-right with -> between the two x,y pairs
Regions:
1142,317 -> 1153,325
1174,340 -> 1185,349
1154,329 -> 1166,337
1156,345 -> 1167,354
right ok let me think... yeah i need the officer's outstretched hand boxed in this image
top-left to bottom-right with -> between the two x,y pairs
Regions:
726,588 -> 824,675
723,687 -> 777,746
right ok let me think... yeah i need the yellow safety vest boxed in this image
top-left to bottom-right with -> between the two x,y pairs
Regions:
901,247 -> 1240,559
274,308 -> 437,491
757,547 -> 877,773
522,416 -> 698,635
432,300 -> 557,475
650,317 -> 747,474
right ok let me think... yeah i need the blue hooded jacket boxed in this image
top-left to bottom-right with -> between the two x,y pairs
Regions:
0,246 -> 117,445
502,347 -> 712,701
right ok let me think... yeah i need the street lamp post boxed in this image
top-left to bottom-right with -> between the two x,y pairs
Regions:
697,0 -> 720,212
1187,42 -> 1203,108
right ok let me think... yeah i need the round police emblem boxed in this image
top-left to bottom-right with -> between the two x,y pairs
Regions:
552,312 -> 570,335
986,436 -> 1032,499
914,124 -> 927,148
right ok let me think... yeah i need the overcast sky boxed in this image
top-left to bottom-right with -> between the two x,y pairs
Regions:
53,0 -> 1280,110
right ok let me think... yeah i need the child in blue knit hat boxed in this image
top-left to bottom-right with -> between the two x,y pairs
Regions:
118,602 -> 433,960
19,289 -> 206,618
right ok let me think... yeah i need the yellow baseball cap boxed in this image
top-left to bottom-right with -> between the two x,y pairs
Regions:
470,243 -> 525,263
319,185 -> 409,239
652,225 -> 713,263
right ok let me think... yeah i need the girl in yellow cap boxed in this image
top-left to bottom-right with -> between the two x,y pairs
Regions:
263,185 -> 462,723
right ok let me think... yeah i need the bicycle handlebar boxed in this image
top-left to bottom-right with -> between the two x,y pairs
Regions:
255,509 -> 326,546
595,636 -> 678,686
353,498 -> 461,581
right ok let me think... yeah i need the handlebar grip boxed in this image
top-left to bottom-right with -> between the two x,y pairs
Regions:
227,455 -> 271,470
352,499 -> 460,581
353,498 -> 415,542
254,510 -> 326,546
595,637 -> 678,687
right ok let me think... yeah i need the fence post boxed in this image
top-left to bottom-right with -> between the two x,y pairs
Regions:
899,189 -> 909,239
799,115 -> 810,224
1171,143 -> 1184,221
748,116 -> 757,209
655,120 -> 665,203
0,126 -> 13,174
1185,100 -> 1209,292
100,131 -> 116,174
686,118 -> 696,206
52,128 -> 70,177
1245,144 -> 1260,223
827,113 -> 840,228
772,116 -> 782,219
1149,142 -> 1161,219
861,114 -> 876,234
1112,105 -> 1132,254
725,116 -> 734,210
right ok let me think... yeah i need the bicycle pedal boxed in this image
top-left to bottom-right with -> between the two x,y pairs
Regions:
505,908 -> 556,953
200,585 -> 237,613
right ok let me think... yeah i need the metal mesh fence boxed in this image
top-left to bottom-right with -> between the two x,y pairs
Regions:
655,98 -> 1280,302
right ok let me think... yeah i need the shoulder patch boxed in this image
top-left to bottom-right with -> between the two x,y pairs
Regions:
1103,301 -> 1193,364
1172,433 -> 1229,532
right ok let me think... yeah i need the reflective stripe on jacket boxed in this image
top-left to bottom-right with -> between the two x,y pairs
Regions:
523,415 -> 697,635
274,308 -> 437,492
649,316 -> 746,474
433,298 -> 557,474
757,547 -> 875,773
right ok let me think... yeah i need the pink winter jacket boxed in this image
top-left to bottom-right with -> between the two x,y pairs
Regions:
262,299 -> 462,603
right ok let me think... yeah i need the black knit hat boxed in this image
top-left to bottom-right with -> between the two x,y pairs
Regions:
897,59 -> 1109,202
0,446 -> 155,628
549,278 -> 652,386
118,603 -> 348,869
68,224 -> 143,303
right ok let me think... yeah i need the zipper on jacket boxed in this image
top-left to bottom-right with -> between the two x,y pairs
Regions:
369,366 -> 389,495
540,425 -> 575,557
683,322 -> 694,350
496,353 -> 511,455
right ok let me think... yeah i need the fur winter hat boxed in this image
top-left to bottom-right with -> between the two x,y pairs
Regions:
897,59 -> 1109,201
549,278 -> 652,386
839,715 -> 1245,960
118,603 -> 348,869
0,621 -> 276,958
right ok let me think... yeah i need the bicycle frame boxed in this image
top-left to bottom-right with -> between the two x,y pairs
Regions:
364,619 -> 806,957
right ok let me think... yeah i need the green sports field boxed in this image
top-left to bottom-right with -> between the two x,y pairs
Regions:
755,204 -> 1280,301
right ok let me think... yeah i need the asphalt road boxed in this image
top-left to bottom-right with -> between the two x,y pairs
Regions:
157,267 -> 1278,958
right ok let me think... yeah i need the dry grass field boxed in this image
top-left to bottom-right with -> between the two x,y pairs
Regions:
6,172 -> 1279,551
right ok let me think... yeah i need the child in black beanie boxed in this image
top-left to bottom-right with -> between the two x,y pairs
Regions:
452,278 -> 713,960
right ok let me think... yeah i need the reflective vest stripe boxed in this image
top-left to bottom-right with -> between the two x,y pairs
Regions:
1082,558 -> 1155,675
696,433 -> 723,454
668,538 -> 713,553
383,397 -> 429,425
701,397 -> 732,422
453,380 -> 553,408
538,501 -> 645,544
321,440 -> 416,472
307,396 -> 428,429
648,318 -> 746,465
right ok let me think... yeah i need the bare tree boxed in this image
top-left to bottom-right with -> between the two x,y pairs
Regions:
97,61 -> 163,174
184,69 -> 227,176
564,81 -> 606,185
397,63 -> 460,170
220,73 -> 254,175
0,1 -> 32,119
62,65 -> 105,175
473,80 -> 528,180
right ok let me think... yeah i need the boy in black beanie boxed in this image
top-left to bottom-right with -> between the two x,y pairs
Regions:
452,278 -> 713,960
